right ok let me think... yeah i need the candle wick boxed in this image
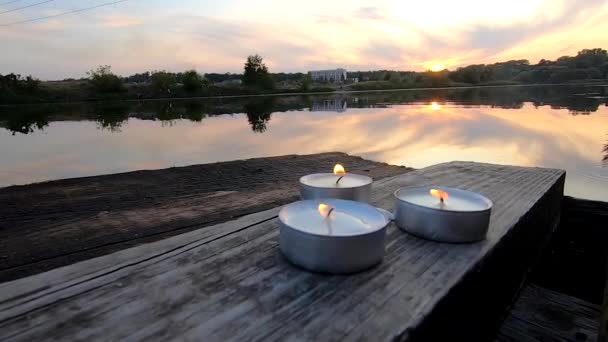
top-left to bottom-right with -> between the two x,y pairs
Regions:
327,208 -> 335,217
335,176 -> 344,184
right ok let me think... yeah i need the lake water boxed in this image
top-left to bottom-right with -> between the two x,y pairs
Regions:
1,85 -> 607,201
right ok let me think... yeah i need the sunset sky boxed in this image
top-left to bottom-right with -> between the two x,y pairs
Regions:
1,0 -> 607,79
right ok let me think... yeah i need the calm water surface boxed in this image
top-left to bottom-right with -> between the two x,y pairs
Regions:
1,86 -> 607,201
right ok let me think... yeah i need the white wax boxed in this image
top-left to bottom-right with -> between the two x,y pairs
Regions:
395,186 -> 492,212
300,173 -> 372,188
279,199 -> 387,236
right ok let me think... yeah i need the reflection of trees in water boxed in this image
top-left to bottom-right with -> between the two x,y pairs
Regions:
184,101 -> 206,122
94,103 -> 130,132
603,137 -> 608,164
562,96 -> 603,115
155,102 -> 178,127
244,98 -> 275,133
133,101 -> 207,124
2,111 -> 48,135
2,86 -> 607,135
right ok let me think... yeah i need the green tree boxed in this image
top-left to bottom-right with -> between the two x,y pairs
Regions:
449,65 -> 493,84
123,71 -> 150,84
300,73 -> 312,91
182,70 -> 208,92
574,48 -> 608,68
419,70 -> 450,87
151,71 -> 177,93
242,54 -> 275,90
0,73 -> 40,95
20,76 -> 40,93
87,65 -> 125,93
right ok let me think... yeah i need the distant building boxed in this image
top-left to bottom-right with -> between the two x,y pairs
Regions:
309,68 -> 347,83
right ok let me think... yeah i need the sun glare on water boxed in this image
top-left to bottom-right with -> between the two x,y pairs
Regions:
430,101 -> 442,110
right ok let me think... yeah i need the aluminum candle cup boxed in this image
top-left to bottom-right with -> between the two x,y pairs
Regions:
394,186 -> 493,243
299,173 -> 372,203
278,199 -> 390,274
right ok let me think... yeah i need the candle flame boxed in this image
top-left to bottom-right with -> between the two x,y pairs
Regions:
333,164 -> 346,175
429,188 -> 449,202
318,203 -> 334,218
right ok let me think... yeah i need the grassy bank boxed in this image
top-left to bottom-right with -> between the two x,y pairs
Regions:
4,79 -> 608,106
0,79 -> 337,105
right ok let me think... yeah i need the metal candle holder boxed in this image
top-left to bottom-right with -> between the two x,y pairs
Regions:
393,186 -> 493,243
278,199 -> 390,274
299,173 -> 372,203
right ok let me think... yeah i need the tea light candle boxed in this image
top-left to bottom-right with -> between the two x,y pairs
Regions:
299,164 -> 372,203
279,199 -> 389,274
393,186 -> 493,243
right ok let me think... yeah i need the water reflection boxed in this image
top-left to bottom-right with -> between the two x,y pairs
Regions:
0,85 -> 607,200
604,138 -> 608,164
244,98 -> 275,133
2,85 -> 607,136
311,97 -> 348,112
93,102 -> 130,132
183,101 -> 207,122
2,107 -> 48,135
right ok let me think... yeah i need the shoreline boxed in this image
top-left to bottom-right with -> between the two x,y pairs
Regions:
1,82 -> 607,107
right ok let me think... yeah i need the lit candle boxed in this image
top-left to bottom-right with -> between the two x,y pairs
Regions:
279,199 -> 389,273
299,164 -> 372,203
393,186 -> 493,243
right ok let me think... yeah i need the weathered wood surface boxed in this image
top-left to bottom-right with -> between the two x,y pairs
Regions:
496,284 -> 600,342
0,162 -> 565,341
0,152 -> 408,282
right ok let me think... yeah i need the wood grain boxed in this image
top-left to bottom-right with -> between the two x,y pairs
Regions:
0,161 -> 565,341
0,152 -> 409,282
496,284 -> 600,342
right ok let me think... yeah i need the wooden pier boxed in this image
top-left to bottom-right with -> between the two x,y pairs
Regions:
0,152 -> 408,282
0,160 -> 566,341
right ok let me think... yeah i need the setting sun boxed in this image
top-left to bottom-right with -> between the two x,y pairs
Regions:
430,64 -> 445,72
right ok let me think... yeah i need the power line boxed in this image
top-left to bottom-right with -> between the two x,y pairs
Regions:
0,0 -> 132,26
0,0 -> 25,6
0,0 -> 54,15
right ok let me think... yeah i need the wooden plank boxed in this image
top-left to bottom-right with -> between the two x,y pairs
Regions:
0,161 -> 565,341
496,284 -> 600,342
0,152 -> 409,282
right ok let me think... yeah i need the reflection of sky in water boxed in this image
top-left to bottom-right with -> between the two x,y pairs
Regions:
0,102 -> 607,201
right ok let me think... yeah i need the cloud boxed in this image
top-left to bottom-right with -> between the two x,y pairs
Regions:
359,42 -> 407,68
462,0 -> 607,54
99,14 -> 144,28
353,6 -> 385,20
315,15 -> 349,25
1,0 -> 608,78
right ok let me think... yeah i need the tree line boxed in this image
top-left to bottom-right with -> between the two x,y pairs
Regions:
1,49 -> 607,104
350,49 -> 608,90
